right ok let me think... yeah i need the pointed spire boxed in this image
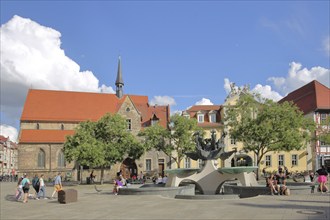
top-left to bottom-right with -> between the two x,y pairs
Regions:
115,56 -> 124,86
115,56 -> 124,98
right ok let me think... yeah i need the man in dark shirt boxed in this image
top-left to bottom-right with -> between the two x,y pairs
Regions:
275,172 -> 287,195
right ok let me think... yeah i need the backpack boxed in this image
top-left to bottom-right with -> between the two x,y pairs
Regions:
23,179 -> 29,189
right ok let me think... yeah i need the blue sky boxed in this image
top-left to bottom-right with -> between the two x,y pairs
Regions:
1,1 -> 329,141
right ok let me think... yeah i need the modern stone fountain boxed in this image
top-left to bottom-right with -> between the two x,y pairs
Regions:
165,130 -> 259,195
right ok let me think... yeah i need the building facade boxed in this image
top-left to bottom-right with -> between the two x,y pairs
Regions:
279,80 -> 330,171
18,58 -> 171,181
0,135 -> 18,180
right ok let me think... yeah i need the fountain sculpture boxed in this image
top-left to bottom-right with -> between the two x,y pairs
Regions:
165,130 -> 258,195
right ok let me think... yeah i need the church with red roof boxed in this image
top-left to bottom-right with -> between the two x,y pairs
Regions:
18,58 -> 170,181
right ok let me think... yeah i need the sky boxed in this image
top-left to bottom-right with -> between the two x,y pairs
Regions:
1,1 -> 329,142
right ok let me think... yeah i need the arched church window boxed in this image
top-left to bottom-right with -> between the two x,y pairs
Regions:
58,151 -> 65,167
37,149 -> 45,168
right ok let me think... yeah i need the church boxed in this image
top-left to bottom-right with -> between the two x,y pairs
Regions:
18,58 -> 171,182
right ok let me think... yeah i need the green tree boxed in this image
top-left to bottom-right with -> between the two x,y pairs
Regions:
139,114 -> 201,168
64,113 -> 145,183
225,93 -> 315,179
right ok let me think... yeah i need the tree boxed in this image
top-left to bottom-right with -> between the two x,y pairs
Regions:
64,113 -> 145,183
225,93 -> 315,179
139,114 -> 201,168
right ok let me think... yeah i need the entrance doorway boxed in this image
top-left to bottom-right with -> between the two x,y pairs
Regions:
120,158 -> 137,179
158,159 -> 165,177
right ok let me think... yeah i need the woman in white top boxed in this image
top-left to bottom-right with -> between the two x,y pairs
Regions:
37,174 -> 47,199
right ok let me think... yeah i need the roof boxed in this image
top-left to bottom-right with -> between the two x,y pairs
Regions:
19,130 -> 75,143
279,80 -> 330,114
19,89 -> 170,143
21,89 -> 168,124
187,105 -> 222,112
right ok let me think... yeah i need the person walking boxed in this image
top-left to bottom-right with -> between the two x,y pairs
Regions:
316,166 -> 329,193
51,172 -> 62,199
32,174 -> 40,200
37,174 -> 47,199
15,176 -> 23,201
21,174 -> 31,203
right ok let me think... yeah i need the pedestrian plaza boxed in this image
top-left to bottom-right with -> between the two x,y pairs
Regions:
1,182 -> 329,220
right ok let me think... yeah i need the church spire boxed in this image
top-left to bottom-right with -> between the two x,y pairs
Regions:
115,56 -> 124,98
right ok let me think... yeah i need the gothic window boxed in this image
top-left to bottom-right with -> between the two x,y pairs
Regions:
61,124 -> 64,130
58,151 -> 65,167
36,123 -> 40,130
37,149 -> 45,168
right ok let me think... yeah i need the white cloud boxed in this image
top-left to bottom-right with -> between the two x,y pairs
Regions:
268,62 -> 330,95
195,98 -> 214,105
0,124 -> 18,143
149,96 -> 176,106
224,78 -> 282,101
252,84 -> 283,101
0,15 -> 115,128
323,36 -> 330,57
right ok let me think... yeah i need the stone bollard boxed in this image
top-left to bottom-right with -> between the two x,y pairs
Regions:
58,189 -> 78,204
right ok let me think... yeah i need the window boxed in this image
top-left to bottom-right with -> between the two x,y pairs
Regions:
265,155 -> 271,167
37,149 -> 45,168
291,155 -> 298,166
230,137 -> 236,145
151,119 -> 159,126
320,113 -> 327,124
61,124 -> 64,130
126,107 -> 130,112
184,157 -> 191,168
197,114 -> 204,123
146,159 -> 151,171
278,155 -> 284,166
126,119 -> 132,130
58,151 -> 65,167
36,123 -> 40,130
209,113 -> 216,123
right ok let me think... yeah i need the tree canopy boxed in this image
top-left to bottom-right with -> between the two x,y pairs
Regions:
139,114 -> 201,168
63,113 -> 145,182
225,93 -> 315,171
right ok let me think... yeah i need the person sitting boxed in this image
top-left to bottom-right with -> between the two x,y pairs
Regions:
162,175 -> 168,184
267,174 -> 278,195
275,171 -> 287,195
90,171 -> 96,184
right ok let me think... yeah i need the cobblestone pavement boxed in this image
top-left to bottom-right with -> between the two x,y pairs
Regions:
1,182 -> 329,220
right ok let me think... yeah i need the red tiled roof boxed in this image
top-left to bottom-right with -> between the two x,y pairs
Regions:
19,89 -> 170,143
187,105 -> 221,112
0,135 -> 9,142
19,130 -> 75,143
279,80 -> 330,114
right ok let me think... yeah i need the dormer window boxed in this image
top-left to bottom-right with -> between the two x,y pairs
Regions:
182,111 -> 190,119
209,111 -> 216,123
151,114 -> 159,126
197,111 -> 204,123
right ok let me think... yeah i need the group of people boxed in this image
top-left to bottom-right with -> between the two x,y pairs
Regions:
266,168 -> 288,196
266,165 -> 329,196
15,172 -> 63,203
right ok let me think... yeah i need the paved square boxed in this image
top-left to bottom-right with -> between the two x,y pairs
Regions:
1,182 -> 329,220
